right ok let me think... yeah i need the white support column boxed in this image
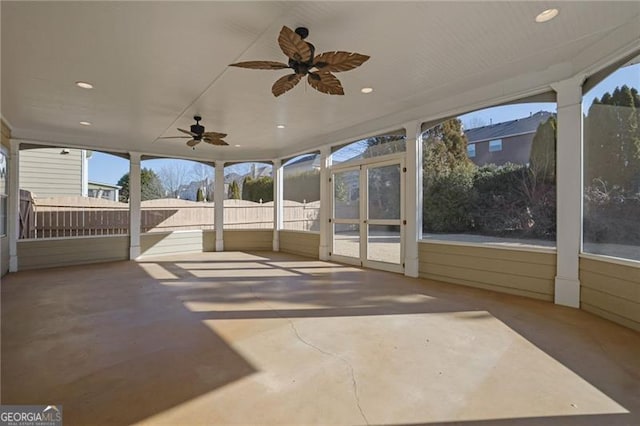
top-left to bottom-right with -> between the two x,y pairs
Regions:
404,120 -> 422,278
80,149 -> 89,197
8,140 -> 19,272
273,159 -> 283,251
214,161 -> 225,251
551,75 -> 585,308
129,153 -> 141,260
318,146 -> 332,260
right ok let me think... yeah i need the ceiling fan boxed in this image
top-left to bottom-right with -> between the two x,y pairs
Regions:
229,26 -> 369,97
157,116 -> 228,149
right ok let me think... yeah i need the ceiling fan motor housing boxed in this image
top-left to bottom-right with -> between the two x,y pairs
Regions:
191,115 -> 204,139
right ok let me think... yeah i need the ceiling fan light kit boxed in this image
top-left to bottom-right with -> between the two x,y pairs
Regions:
229,26 -> 369,97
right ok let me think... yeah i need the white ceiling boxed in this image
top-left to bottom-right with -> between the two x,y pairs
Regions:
2,1 -> 639,162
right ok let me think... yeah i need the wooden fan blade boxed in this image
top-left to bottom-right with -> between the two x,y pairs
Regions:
203,131 -> 228,139
186,139 -> 199,147
277,26 -> 312,63
178,128 -> 197,137
228,61 -> 289,70
307,72 -> 344,95
272,73 -> 303,97
313,51 -> 370,72
156,136 -> 191,139
203,138 -> 229,146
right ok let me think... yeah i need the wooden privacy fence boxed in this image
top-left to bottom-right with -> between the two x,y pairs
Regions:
19,195 -> 321,239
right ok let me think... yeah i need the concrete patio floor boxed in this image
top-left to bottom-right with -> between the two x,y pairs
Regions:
2,251 -> 639,425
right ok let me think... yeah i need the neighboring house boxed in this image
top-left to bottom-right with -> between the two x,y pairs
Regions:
464,111 -> 555,166
88,181 -> 121,201
283,154 -> 320,176
19,148 -> 89,198
177,178 -> 212,201
224,164 -> 273,198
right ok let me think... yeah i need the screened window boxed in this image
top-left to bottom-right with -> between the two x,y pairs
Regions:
19,149 -> 129,239
224,162 -> 273,229
140,158 -> 214,233
421,102 -> 557,247
283,153 -> 320,232
489,139 -> 503,152
582,60 -> 640,261
332,130 -> 406,165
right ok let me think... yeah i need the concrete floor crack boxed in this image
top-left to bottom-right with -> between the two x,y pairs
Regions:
249,285 -> 370,425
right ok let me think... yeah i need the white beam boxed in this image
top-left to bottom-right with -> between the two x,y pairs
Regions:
129,153 -> 141,260
273,159 -> 282,251
214,161 -> 225,251
318,146 -> 332,260
551,75 -> 585,308
8,140 -> 19,272
403,120 -> 422,278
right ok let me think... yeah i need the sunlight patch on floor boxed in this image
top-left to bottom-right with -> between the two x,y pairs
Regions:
189,269 -> 301,278
137,311 -> 628,425
174,262 -> 272,270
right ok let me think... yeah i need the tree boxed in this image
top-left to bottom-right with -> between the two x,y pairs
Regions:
158,163 -> 190,198
242,176 -> 273,202
117,168 -> 164,202
422,118 -> 474,232
227,180 -> 241,199
191,162 -> 214,198
529,116 -> 557,183
362,134 -> 406,158
584,85 -> 640,190
422,118 -> 470,179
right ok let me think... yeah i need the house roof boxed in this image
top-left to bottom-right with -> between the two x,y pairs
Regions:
88,181 -> 121,190
465,111 -> 555,144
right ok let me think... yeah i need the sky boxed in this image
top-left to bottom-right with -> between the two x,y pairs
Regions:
89,63 -> 639,186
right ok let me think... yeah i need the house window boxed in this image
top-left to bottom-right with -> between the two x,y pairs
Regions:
467,144 -> 476,158
489,139 -> 502,152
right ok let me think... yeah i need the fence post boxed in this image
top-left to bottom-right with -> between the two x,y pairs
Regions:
129,152 -> 141,259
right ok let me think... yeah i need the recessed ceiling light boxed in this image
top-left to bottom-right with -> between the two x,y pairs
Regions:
79,121 -> 92,126
276,124 -> 286,129
535,8 -> 558,23
361,87 -> 374,94
234,144 -> 241,147
75,81 -> 93,89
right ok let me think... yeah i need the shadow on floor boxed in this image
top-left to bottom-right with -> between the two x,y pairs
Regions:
2,251 -> 639,425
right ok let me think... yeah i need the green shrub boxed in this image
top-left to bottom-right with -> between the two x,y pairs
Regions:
423,166 -> 474,232
242,176 -> 273,202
